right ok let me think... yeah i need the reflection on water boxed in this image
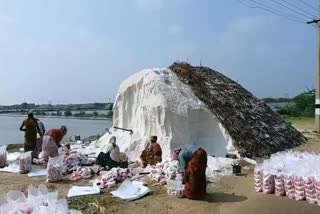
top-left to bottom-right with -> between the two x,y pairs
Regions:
0,115 -> 112,145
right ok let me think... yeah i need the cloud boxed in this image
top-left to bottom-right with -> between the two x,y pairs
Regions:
135,0 -> 163,11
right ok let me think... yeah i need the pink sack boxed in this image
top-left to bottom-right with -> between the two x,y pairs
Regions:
314,178 -> 320,206
304,177 -> 317,204
254,168 -> 263,193
294,176 -> 306,201
284,175 -> 295,199
262,173 -> 275,194
275,175 -> 285,197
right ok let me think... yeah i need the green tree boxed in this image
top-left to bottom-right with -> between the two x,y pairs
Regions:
93,111 -> 99,117
65,110 -> 72,116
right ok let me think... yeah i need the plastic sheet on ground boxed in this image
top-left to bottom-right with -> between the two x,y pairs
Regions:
111,179 -> 150,201
67,185 -> 100,198
28,169 -> 48,177
0,164 -> 19,173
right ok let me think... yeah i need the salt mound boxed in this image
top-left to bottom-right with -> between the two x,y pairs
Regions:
96,68 -> 237,160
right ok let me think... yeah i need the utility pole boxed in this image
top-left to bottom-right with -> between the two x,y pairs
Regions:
307,2 -> 320,132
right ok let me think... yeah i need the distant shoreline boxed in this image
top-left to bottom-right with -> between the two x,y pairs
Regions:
0,114 -> 110,121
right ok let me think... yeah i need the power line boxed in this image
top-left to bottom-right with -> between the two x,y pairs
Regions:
277,0 -> 317,18
269,0 -> 315,19
238,0 -> 308,23
297,0 -> 319,13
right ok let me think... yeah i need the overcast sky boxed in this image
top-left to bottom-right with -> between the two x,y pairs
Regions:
0,0 -> 317,105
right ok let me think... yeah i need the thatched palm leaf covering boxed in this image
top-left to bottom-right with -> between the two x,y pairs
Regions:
170,62 -> 307,158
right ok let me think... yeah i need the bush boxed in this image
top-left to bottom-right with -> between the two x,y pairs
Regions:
65,110 -> 72,116
276,90 -> 315,118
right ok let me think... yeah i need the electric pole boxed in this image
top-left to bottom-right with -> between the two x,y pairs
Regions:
307,1 -> 320,132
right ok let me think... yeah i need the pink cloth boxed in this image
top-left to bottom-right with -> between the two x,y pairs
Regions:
39,135 -> 58,160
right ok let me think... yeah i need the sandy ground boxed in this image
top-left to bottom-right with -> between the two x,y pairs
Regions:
0,123 -> 319,214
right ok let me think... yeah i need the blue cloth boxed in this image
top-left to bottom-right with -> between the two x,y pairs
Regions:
178,145 -> 199,178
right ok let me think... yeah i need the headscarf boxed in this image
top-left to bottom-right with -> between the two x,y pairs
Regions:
172,148 -> 182,160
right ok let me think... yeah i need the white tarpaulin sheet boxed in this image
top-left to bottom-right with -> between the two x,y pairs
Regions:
0,164 -> 19,173
67,186 -> 100,198
28,169 -> 48,177
111,179 -> 150,201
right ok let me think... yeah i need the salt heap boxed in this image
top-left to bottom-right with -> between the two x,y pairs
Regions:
96,62 -> 306,160
96,68 -> 236,160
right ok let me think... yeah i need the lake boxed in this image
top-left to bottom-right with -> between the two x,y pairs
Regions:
0,115 -> 112,145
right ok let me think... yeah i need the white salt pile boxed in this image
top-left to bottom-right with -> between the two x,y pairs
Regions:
96,68 -> 238,161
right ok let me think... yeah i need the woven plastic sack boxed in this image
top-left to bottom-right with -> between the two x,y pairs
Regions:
314,175 -> 320,206
275,174 -> 285,197
19,151 -> 32,174
254,166 -> 263,193
284,175 -> 295,199
294,176 -> 305,201
262,172 -> 275,194
0,146 -> 7,168
47,155 -> 64,183
304,176 -> 317,204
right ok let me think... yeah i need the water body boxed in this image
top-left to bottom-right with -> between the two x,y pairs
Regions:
0,115 -> 112,145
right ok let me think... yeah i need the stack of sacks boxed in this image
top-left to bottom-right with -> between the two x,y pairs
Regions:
284,175 -> 295,199
97,168 -> 131,189
71,166 -> 100,181
63,153 -> 91,174
294,176 -> 305,201
275,175 -> 285,196
254,167 -> 263,192
304,176 -> 317,204
314,176 -> 320,205
262,172 -> 275,194
254,151 -> 320,206
146,160 -> 181,186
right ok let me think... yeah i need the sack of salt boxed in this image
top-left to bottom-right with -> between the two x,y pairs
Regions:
262,172 -> 275,194
254,166 -> 263,193
294,176 -> 306,201
0,146 -> 7,168
275,174 -> 285,197
47,155 -> 64,183
284,175 -> 295,199
19,151 -> 32,174
314,175 -> 320,206
304,176 -> 317,204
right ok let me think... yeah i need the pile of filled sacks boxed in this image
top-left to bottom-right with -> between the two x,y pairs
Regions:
95,168 -> 131,189
254,151 -> 320,205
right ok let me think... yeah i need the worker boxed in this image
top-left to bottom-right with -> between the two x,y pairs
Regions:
140,136 -> 162,168
174,145 -> 207,200
19,112 -> 41,155
35,118 -> 46,156
96,136 -> 122,170
39,126 -> 67,160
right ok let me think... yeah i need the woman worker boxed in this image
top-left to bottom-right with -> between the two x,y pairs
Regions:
39,126 -> 67,160
174,145 -> 208,200
96,136 -> 121,170
140,136 -> 162,168
19,112 -> 42,154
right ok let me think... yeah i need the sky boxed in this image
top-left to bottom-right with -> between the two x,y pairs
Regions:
0,0 -> 318,105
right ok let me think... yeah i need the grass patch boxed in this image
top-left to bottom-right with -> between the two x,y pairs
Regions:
7,144 -> 23,152
285,117 -> 314,126
68,194 -> 125,214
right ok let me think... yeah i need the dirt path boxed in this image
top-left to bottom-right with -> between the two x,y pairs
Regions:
1,125 -> 320,213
